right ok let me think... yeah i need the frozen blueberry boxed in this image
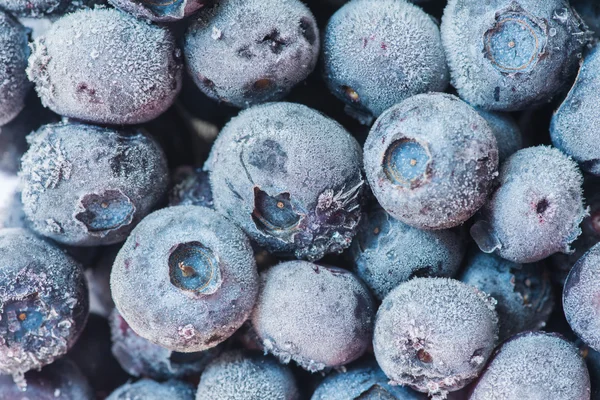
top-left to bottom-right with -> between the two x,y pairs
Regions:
0,0 -> 104,17
441,0 -> 590,111
27,8 -> 183,125
207,102 -> 364,261
573,0 -> 600,37
0,228 -> 88,387
86,245 -> 118,318
364,93 -> 498,230
109,308 -> 221,380
111,206 -> 258,352
322,0 -> 449,121
476,109 -> 523,163
582,345 -> 600,399
69,314 -> 129,399
373,278 -> 498,399
251,260 -> 374,372
563,243 -> 600,352
311,362 -> 426,400
551,45 -> 600,175
169,167 -> 213,208
350,206 -> 466,300
184,0 -> 319,108
0,172 -> 26,230
459,250 -> 554,341
20,122 -> 168,246
0,359 -> 94,400
471,146 -> 586,263
195,350 -> 300,400
550,177 -> 600,285
0,11 -> 31,127
470,332 -> 590,400
109,0 -> 208,22
107,379 -> 195,400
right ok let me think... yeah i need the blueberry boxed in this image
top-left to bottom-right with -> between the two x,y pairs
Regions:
582,345 -> 600,399
20,121 -> 168,247
109,308 -> 222,380
169,167 -> 213,208
471,146 -> 586,263
573,0 -> 600,36
0,228 -> 88,387
111,206 -> 258,352
109,0 -> 208,22
470,332 -> 590,400
0,0 -> 104,17
184,0 -> 319,108
311,362 -> 426,400
207,102 -> 365,261
441,0 -> 590,111
373,278 -> 498,398
251,260 -> 375,372
459,250 -> 554,341
0,11 -> 31,127
195,350 -> 300,400
68,314 -> 129,399
476,109 -> 523,163
0,359 -> 94,400
550,177 -> 600,285
350,206 -> 466,300
551,45 -> 600,175
323,0 -> 449,121
564,242 -> 600,352
27,8 -> 183,125
364,93 -> 498,230
0,172 -> 26,230
107,379 -> 195,400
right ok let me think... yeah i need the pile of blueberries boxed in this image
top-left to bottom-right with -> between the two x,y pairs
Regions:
2,0 -> 600,398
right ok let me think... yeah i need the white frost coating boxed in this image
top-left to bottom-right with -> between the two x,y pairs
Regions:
109,0 -> 206,22
27,8 -> 182,125
323,0 -> 448,118
470,332 -> 590,400
251,261 -> 374,372
196,350 -> 300,400
472,146 -> 586,263
551,45 -> 600,176
373,278 -> 498,399
107,379 -> 195,400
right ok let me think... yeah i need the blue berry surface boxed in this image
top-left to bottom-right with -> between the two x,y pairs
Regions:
109,0 -> 207,22
107,379 -> 195,400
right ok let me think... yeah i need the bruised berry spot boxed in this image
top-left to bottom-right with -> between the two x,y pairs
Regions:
342,86 -> 360,103
417,348 -> 433,363
383,139 -> 431,188
536,198 -> 549,214
484,12 -> 546,73
300,17 -> 316,45
252,188 -> 300,236
168,242 -> 222,295
75,190 -> 135,233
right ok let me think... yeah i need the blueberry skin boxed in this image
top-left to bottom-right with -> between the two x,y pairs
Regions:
0,228 -> 89,386
109,308 -> 221,380
441,0 -> 590,111
111,206 -> 258,353
195,350 -> 300,400
470,332 -> 590,400
0,172 -> 26,230
109,0 -> 208,22
311,362 -> 426,400
551,45 -> 600,175
207,102 -> 365,261
471,146 -> 586,263
107,379 -> 195,400
476,109 -> 523,163
364,93 -> 498,230
27,8 -> 183,125
0,11 -> 31,127
184,0 -> 319,109
169,167 -> 213,208
0,0 -> 104,17
573,0 -> 600,36
20,121 -> 169,246
350,206 -> 466,300
0,359 -> 94,400
459,250 -> 554,341
564,243 -> 600,353
373,278 -> 498,399
582,345 -> 600,399
323,0 -> 449,120
251,261 -> 375,372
